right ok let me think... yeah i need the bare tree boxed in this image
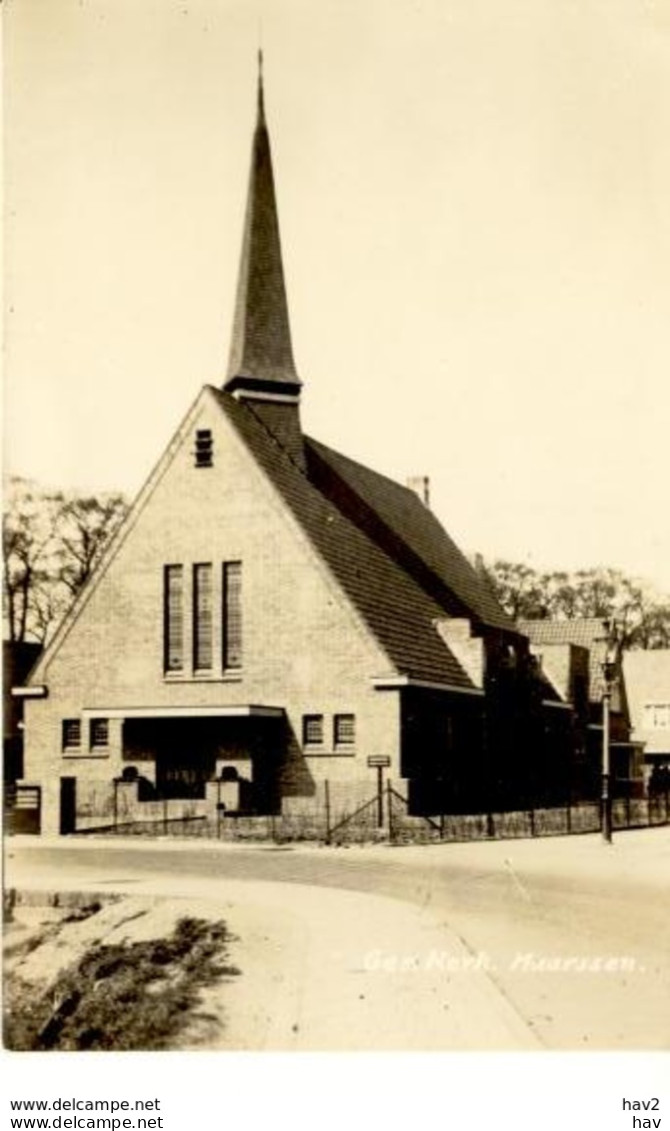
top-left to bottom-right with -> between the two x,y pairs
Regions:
478,557 -> 670,650
3,480 -> 60,643
475,559 -> 550,620
3,478 -> 128,644
631,603 -> 670,649
53,493 -> 128,597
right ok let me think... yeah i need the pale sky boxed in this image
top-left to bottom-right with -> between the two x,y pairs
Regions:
4,0 -> 670,592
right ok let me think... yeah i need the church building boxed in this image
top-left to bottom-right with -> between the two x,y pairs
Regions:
19,61 -> 576,836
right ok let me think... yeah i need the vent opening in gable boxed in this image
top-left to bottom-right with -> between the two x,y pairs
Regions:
195,429 -> 213,468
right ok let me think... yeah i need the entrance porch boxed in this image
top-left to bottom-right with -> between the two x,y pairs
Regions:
112,704 -> 285,815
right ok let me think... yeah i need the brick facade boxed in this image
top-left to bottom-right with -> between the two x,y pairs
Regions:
23,390 -> 402,834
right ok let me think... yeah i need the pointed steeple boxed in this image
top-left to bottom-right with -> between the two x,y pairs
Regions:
224,52 -> 300,401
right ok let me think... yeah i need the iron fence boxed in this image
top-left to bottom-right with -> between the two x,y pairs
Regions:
65,778 -> 670,846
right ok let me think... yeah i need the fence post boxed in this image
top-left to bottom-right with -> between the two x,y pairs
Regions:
163,795 -> 168,836
387,779 -> 393,844
626,793 -> 631,829
439,808 -> 445,841
324,779 -> 331,845
113,779 -> 118,832
566,800 -> 572,835
486,811 -> 495,839
529,808 -> 536,838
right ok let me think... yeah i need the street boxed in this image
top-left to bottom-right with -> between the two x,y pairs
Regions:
5,828 -> 669,1050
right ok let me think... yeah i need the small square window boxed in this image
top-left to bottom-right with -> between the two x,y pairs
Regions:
334,714 -> 355,746
195,429 -> 213,468
303,715 -> 324,746
90,718 -> 109,748
62,719 -> 81,749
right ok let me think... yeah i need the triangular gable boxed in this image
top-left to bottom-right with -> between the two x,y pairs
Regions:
29,382 -> 479,694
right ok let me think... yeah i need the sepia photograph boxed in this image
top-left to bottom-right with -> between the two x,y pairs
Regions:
2,0 -> 669,1110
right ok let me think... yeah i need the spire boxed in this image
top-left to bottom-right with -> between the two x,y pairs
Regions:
224,53 -> 300,400
257,47 -> 265,124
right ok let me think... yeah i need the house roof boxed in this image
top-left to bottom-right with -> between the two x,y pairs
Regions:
517,618 -> 609,651
213,388 -> 513,690
518,618 -> 616,705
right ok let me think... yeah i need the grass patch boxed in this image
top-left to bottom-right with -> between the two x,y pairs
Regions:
4,916 -> 239,1051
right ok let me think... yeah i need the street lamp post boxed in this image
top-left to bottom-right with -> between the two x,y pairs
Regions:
601,646 -> 618,845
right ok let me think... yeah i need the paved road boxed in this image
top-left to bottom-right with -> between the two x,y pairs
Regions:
5,829 -> 670,1050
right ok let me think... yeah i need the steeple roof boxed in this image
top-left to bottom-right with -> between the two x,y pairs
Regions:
225,53 -> 300,397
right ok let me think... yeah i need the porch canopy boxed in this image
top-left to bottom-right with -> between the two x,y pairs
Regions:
81,705 -> 284,719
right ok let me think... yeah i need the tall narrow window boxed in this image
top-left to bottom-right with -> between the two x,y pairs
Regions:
193,563 -> 213,670
222,561 -> 242,669
164,565 -> 184,672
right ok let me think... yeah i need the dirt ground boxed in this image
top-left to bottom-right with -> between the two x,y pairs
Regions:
3,895 -> 239,1050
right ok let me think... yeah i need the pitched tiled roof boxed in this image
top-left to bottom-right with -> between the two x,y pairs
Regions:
305,436 -> 513,632
517,618 -> 609,651
212,389 -> 490,690
518,618 -> 615,705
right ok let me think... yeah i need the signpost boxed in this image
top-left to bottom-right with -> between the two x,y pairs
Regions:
367,755 -> 391,828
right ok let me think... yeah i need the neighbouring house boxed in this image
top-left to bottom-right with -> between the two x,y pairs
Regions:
623,650 -> 670,792
16,63 -> 584,836
3,641 -> 42,784
518,618 -> 644,798
3,641 -> 43,835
